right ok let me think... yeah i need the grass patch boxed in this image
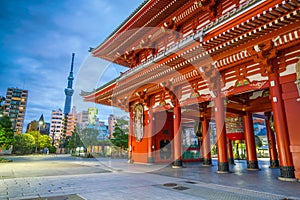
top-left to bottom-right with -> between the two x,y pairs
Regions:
0,158 -> 12,163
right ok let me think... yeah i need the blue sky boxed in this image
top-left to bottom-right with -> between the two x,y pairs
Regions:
0,0 -> 144,129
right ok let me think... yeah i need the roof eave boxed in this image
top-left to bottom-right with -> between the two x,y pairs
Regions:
91,0 -> 151,55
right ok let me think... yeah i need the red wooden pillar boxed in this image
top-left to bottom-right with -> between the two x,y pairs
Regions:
147,109 -> 154,163
214,94 -> 229,172
202,117 -> 212,166
128,109 -> 134,163
173,103 -> 182,168
265,112 -> 279,168
227,139 -> 234,165
243,112 -> 259,170
268,72 -> 295,179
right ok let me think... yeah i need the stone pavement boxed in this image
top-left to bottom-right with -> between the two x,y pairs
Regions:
0,155 -> 299,200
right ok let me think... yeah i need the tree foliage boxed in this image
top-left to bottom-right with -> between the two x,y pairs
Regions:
0,115 -> 12,129
255,135 -> 263,148
79,128 -> 99,147
27,131 -> 40,144
27,131 -> 51,152
39,135 -> 51,149
0,96 -> 5,114
116,118 -> 128,128
0,115 -> 15,150
0,126 -> 15,150
14,134 -> 35,154
110,119 -> 128,150
48,146 -> 57,153
67,124 -> 84,150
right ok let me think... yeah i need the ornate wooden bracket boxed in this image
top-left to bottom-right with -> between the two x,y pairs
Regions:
247,40 -> 278,76
235,65 -> 250,87
136,90 -> 151,107
116,50 -> 139,67
159,81 -> 181,107
162,16 -> 177,30
190,79 -> 200,98
195,0 -> 219,20
161,16 -> 181,39
199,63 -> 222,97
159,82 -> 167,106
115,97 -> 129,112
139,34 -> 152,48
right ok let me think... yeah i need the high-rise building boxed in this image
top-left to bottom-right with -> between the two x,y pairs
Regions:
62,53 -> 75,142
76,110 -> 88,128
88,108 -> 98,125
3,87 -> 28,134
108,114 -> 116,138
66,106 -> 77,137
50,109 -> 63,146
63,53 -> 75,115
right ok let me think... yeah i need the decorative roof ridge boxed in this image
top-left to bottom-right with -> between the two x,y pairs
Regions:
117,0 -> 266,81
91,0 -> 150,53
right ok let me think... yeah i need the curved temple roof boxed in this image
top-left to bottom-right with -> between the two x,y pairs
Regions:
83,0 -> 300,108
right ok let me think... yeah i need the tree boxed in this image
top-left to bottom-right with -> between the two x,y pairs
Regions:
116,118 -> 128,128
79,128 -> 99,147
14,134 -> 35,154
0,115 -> 15,150
27,131 -> 43,153
255,135 -> 263,148
0,96 -> 5,114
110,120 -> 128,150
48,146 -> 57,153
26,131 -> 51,153
39,135 -> 51,149
0,126 -> 15,150
67,124 -> 84,150
110,121 -> 128,158
0,115 -> 12,129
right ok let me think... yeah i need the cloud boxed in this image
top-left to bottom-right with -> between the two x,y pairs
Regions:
0,0 -> 144,131
73,55 -> 125,112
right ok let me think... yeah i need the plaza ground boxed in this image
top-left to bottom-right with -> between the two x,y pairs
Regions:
0,155 -> 299,200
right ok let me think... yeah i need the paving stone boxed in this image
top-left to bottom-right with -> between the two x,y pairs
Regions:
1,155 -> 299,200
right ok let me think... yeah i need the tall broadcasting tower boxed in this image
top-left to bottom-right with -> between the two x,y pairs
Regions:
63,53 -> 75,115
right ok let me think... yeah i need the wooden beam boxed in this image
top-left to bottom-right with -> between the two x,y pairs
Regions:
226,107 -> 246,116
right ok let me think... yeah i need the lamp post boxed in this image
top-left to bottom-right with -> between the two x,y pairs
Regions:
35,119 -> 43,153
51,126 -> 56,146
59,133 -> 63,154
76,147 -> 80,156
80,146 -> 84,157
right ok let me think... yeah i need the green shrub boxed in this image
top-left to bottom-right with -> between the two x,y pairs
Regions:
49,146 -> 56,153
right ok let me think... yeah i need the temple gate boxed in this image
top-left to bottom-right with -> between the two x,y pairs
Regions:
82,0 -> 300,180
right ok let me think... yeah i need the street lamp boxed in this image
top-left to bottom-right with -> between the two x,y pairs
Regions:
35,118 -> 43,153
76,147 -> 80,156
80,146 -> 84,157
51,126 -> 56,146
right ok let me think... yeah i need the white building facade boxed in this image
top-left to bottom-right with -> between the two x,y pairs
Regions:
50,108 -> 63,146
